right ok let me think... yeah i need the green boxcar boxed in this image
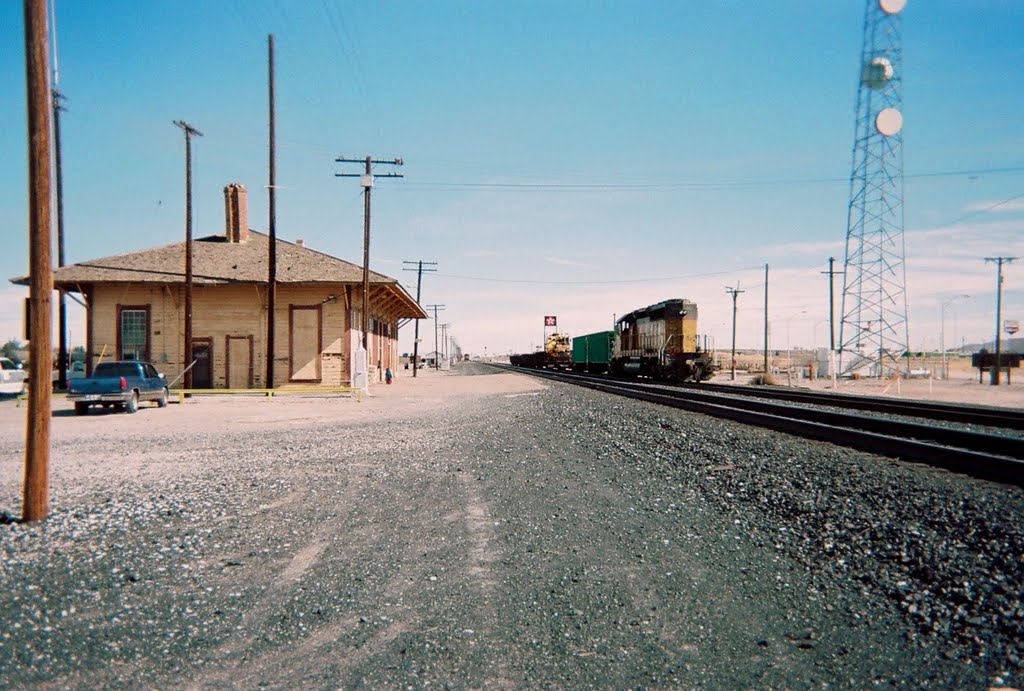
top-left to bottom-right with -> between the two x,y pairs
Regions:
572,331 -> 615,372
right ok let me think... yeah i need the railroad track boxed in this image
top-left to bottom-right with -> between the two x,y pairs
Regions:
677,380 -> 1024,431
495,365 -> 1024,487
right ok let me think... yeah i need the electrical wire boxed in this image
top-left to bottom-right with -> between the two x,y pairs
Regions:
433,266 -> 765,286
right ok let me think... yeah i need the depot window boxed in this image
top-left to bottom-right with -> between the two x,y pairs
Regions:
117,305 -> 150,361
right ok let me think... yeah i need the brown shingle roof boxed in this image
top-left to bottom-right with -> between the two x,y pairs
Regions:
9,230 -> 426,318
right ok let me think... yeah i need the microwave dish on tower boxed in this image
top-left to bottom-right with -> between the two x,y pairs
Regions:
864,57 -> 894,89
875,107 -> 903,136
838,0 -> 909,378
879,0 -> 906,15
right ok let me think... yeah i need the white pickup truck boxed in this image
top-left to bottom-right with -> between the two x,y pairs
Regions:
52,360 -> 87,389
0,357 -> 28,396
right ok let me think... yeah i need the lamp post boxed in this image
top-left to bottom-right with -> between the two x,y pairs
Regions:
784,310 -> 807,385
940,294 -> 969,380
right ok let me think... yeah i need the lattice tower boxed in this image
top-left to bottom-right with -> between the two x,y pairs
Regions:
838,0 -> 909,378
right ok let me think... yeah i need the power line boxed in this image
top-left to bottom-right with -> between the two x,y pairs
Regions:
938,190 -> 1024,230
397,165 -> 1024,193
432,266 -> 763,286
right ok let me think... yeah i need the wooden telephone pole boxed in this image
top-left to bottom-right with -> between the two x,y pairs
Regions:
23,0 -> 53,522
173,120 -> 202,389
725,283 -> 745,381
403,260 -> 437,377
266,34 -> 277,389
335,156 -> 403,364
53,89 -> 68,389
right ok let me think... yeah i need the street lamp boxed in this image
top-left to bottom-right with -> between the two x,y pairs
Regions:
940,294 -> 969,380
784,310 -> 807,385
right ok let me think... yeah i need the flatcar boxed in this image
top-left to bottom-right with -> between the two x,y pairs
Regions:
573,298 -> 715,382
509,332 -> 572,370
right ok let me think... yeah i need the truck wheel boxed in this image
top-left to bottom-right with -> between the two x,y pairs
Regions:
73,402 -> 88,416
125,392 -> 139,414
157,387 -> 169,408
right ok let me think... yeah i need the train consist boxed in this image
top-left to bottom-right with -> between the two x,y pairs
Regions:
511,298 -> 716,382
509,331 -> 572,369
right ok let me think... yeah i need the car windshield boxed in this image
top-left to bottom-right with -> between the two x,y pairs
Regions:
0,359 -> 16,371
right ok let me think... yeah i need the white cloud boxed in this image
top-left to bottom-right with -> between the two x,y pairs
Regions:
544,256 -> 595,268
963,199 -> 1024,214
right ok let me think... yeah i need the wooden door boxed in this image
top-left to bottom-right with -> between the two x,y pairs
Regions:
226,335 -> 253,389
289,305 -> 322,382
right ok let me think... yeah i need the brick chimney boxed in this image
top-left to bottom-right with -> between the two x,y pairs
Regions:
223,183 -> 249,243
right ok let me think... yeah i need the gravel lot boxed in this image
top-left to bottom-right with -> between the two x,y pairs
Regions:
1,363 -> 1022,688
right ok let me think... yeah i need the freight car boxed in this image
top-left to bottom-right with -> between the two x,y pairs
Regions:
571,330 -> 615,373
509,332 -> 572,370
573,298 -> 715,382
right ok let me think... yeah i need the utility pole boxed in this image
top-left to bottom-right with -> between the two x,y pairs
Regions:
441,323 -> 448,365
336,156 -> 403,371
403,260 -> 437,377
940,294 -> 969,381
820,257 -> 844,352
266,34 -> 277,389
23,0 -> 53,522
424,304 -> 445,369
52,89 -> 68,389
763,263 -> 770,380
173,121 -> 202,390
984,257 -> 1017,385
725,283 -> 745,381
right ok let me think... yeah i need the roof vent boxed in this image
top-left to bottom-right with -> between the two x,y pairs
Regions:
296,239 -> 305,248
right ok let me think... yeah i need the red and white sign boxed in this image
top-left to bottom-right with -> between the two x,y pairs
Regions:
544,315 -> 557,327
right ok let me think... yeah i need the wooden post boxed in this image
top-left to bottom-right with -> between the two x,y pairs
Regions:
23,0 -> 53,522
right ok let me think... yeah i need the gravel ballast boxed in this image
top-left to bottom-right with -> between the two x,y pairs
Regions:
1,363 -> 1022,688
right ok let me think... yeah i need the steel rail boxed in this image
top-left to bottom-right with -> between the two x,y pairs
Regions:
677,381 -> 1024,430
504,366 -> 1024,487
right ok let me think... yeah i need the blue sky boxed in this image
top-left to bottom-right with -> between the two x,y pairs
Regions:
2,1 -> 1022,358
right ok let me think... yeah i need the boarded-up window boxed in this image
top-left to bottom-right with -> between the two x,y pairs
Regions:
289,305 -> 322,382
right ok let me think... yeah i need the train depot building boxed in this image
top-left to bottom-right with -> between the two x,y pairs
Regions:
12,183 -> 425,391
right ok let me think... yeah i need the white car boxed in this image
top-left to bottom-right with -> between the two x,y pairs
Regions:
0,357 -> 28,396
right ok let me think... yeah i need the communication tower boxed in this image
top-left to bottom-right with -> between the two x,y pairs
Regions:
838,0 -> 909,378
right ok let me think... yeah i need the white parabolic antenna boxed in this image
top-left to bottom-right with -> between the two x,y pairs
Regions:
879,0 -> 906,14
875,107 -> 903,136
864,56 -> 894,89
